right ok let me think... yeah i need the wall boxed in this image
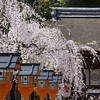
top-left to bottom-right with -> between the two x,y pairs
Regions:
48,18 -> 100,49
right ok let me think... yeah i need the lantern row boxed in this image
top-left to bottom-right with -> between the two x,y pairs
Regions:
0,53 -> 62,100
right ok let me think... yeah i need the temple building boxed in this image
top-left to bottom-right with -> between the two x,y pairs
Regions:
50,7 -> 100,99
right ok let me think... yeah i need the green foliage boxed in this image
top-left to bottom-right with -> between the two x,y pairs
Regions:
60,0 -> 84,7
19,5 -> 23,12
25,14 -> 42,22
82,0 -> 100,7
35,0 -> 62,20
36,0 -> 100,19
33,88 -> 40,100
60,0 -> 100,7
18,0 -> 100,20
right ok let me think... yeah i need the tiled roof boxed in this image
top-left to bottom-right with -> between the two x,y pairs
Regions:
17,63 -> 40,76
50,7 -> 100,21
13,70 -> 20,75
21,64 -> 34,71
36,76 -> 48,80
0,53 -> 21,69
49,76 -> 58,83
49,75 -> 62,83
36,70 -> 54,80
32,65 -> 39,75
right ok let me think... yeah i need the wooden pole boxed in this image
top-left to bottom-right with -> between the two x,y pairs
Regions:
23,95 -> 29,100
0,97 -> 5,100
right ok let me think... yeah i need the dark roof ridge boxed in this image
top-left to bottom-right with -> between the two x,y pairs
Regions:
21,63 -> 40,66
42,70 -> 54,72
53,74 -> 62,76
0,53 -> 21,56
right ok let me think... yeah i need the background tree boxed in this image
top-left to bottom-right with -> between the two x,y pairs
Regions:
61,0 -> 100,7
17,0 -> 100,19
35,0 -> 62,19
